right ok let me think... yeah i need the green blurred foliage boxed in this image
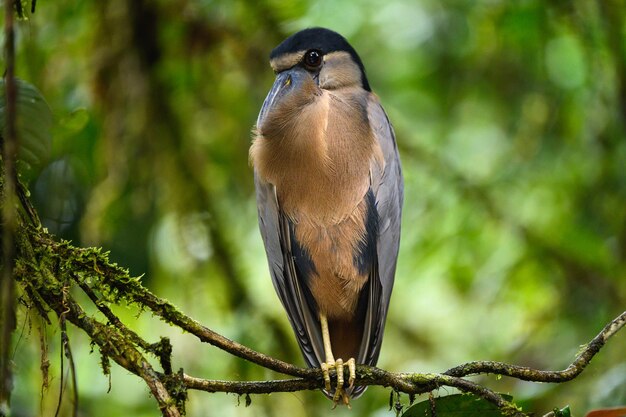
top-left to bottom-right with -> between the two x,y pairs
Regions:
401,393 -> 514,417
0,78 -> 53,180
3,0 -> 625,416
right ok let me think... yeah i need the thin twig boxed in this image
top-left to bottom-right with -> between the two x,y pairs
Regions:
179,311 -> 626,394
175,310 -> 625,416
73,277 -> 153,352
123,286 -> 314,378
60,240 -> 316,379
443,310 -> 626,381
182,374 -> 315,394
74,277 -> 176,375
28,275 -> 182,417
183,372 -> 523,415
61,281 -> 79,417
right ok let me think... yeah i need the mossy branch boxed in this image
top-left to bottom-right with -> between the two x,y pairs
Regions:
7,181 -> 626,417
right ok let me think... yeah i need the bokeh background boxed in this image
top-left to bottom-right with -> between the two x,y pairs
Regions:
5,0 -> 625,416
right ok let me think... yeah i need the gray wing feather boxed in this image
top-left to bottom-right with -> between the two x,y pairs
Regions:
357,96 -> 403,367
370,96 -> 403,306
254,174 -> 324,367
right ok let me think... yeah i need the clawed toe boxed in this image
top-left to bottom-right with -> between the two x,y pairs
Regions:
321,357 -> 355,407
331,359 -> 344,404
321,362 -> 332,392
347,358 -> 356,389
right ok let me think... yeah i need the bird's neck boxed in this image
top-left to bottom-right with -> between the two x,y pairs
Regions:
251,90 -> 380,223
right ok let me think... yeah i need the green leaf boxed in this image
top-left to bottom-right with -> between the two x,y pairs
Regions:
401,393 -> 514,417
553,405 -> 571,417
0,78 -> 53,175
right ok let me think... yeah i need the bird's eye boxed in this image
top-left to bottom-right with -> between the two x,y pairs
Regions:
304,49 -> 323,69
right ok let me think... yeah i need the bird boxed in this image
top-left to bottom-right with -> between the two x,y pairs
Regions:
250,27 -> 403,405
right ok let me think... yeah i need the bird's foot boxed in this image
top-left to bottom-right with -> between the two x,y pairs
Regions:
332,358 -> 344,406
321,358 -> 356,408
346,358 -> 356,389
321,360 -> 334,392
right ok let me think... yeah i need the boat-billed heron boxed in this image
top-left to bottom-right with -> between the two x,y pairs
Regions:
251,27 -> 403,404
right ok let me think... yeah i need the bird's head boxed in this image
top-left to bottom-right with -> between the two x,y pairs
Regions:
256,27 -> 371,135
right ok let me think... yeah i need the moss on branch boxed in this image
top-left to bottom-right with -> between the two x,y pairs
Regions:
6,180 -> 626,417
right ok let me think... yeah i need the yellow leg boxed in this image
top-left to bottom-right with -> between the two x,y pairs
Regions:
320,313 -> 335,364
319,313 -> 355,406
319,313 -> 335,391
